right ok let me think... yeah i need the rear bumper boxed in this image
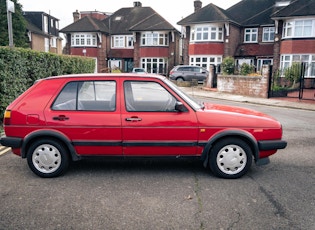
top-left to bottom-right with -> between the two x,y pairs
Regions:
0,136 -> 22,149
258,140 -> 287,151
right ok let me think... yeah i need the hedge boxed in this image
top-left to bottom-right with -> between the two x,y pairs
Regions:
0,46 -> 96,123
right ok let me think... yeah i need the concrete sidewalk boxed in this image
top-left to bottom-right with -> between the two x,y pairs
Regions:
180,86 -> 315,111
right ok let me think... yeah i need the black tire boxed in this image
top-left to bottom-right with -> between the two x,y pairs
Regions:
27,139 -> 69,178
209,138 -> 252,179
176,77 -> 184,82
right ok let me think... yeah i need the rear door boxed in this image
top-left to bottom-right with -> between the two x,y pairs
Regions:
45,78 -> 122,156
121,79 -> 199,156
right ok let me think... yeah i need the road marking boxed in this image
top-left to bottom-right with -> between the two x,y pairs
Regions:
0,146 -> 11,156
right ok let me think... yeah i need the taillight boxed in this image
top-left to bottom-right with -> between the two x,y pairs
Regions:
4,110 -> 11,125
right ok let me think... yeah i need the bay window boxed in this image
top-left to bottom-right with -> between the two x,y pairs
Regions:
283,19 -> 315,38
191,24 -> 223,42
71,33 -> 97,47
141,32 -> 168,46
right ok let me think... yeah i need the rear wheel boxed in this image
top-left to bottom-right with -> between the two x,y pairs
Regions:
27,139 -> 69,178
176,77 -> 184,83
209,138 -> 252,179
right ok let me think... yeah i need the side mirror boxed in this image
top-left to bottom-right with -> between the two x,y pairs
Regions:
175,101 -> 188,112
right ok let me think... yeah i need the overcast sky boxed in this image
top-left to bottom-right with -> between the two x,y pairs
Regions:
19,0 -> 241,30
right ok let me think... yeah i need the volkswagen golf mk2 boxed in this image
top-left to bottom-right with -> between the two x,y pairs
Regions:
0,74 -> 287,178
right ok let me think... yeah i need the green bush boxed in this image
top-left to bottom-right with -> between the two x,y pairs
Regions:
240,63 -> 255,75
221,56 -> 235,75
0,46 -> 96,122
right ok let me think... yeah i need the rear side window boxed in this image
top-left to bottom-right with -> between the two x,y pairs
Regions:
177,67 -> 191,72
52,81 -> 116,111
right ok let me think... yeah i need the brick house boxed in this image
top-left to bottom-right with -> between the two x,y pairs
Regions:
60,2 -> 181,74
178,0 -> 315,86
272,0 -> 315,86
23,11 -> 63,54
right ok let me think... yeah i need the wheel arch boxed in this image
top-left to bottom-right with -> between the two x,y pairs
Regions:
201,130 -> 259,167
21,130 -> 80,161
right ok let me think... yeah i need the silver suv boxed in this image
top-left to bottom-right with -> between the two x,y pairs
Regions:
169,65 -> 209,82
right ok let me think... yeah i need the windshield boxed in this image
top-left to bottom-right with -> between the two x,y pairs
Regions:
163,78 -> 202,110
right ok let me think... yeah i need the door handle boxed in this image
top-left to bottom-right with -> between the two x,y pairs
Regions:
53,115 -> 69,121
125,117 -> 142,122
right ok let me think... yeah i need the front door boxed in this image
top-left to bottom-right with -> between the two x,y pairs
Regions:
121,80 -> 199,156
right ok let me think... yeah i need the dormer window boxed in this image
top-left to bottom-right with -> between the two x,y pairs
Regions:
115,16 -> 122,21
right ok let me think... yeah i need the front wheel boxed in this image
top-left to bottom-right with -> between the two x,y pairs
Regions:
209,138 -> 252,179
27,139 -> 69,178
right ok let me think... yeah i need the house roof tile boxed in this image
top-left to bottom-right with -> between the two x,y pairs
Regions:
103,6 -> 176,34
272,0 -> 315,18
178,3 -> 232,25
60,16 -> 109,33
226,0 -> 276,25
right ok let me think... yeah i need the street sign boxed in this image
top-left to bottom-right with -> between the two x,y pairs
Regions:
7,0 -> 15,13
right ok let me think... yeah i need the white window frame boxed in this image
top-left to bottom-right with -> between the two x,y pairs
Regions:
283,19 -> 315,38
190,24 -> 224,42
141,58 -> 167,74
189,55 -> 222,71
141,32 -> 169,46
50,37 -> 57,48
262,27 -> 275,42
244,28 -> 258,43
280,54 -> 315,78
71,33 -> 97,47
111,35 -> 134,49
43,15 -> 48,33
257,59 -> 273,72
44,38 -> 49,52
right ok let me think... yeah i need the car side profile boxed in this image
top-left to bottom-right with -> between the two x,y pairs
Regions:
0,74 -> 287,178
169,65 -> 209,82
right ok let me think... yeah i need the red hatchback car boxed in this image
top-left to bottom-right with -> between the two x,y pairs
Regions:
0,74 -> 287,178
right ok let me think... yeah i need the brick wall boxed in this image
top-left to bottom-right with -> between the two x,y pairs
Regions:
217,65 -> 270,98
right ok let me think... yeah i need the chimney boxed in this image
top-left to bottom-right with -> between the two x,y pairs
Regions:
73,10 -> 80,22
194,0 -> 202,12
133,2 -> 142,7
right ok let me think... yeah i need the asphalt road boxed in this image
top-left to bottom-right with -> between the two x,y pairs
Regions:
1,98 -> 314,230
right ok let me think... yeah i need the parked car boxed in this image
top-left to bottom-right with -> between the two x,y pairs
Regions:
131,68 -> 147,74
169,65 -> 209,82
0,73 -> 286,178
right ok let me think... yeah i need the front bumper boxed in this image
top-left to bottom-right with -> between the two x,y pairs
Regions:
258,140 -> 287,151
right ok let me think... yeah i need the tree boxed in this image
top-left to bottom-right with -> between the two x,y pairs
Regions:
0,0 -> 29,48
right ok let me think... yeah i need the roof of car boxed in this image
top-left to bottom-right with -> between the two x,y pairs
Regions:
44,73 -> 167,81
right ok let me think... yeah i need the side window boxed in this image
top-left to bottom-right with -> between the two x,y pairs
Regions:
52,82 -> 78,110
52,81 -> 116,111
124,81 -> 177,112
